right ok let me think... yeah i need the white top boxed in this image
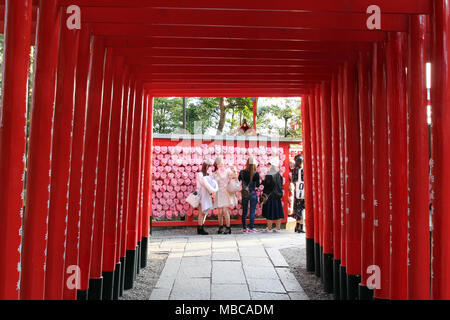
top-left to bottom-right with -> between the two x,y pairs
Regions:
212,167 -> 233,209
196,172 -> 219,212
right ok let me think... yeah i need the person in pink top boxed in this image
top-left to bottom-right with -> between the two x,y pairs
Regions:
212,156 -> 234,234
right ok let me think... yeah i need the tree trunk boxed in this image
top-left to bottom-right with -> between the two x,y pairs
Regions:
217,97 -> 226,135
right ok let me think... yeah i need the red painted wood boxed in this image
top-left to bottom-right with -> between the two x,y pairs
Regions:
337,66 -> 346,267
331,74 -> 341,261
127,81 -> 144,251
90,48 -> 114,281
116,68 -> 130,265
357,50 -> 374,288
78,37 -> 106,291
309,92 -> 319,246
320,81 -> 333,255
343,60 -> 361,277
64,26 -> 91,300
20,0 -> 61,300
142,96 -> 154,238
105,37 -> 370,52
314,85 -> 323,248
386,32 -> 408,300
103,56 -> 125,273
302,96 -> 314,241
407,14 -> 431,300
0,0 -> 33,300
81,7 -> 408,31
114,48 -> 352,61
57,0 -> 431,14
138,93 -> 149,245
120,78 -> 136,259
372,42 -> 390,299
431,0 -> 450,300
91,23 -> 387,42
45,24 -> 80,300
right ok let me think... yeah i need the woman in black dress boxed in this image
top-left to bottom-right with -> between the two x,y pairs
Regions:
262,157 -> 285,232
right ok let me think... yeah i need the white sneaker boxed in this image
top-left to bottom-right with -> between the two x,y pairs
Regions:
262,228 -> 271,233
273,229 -> 281,233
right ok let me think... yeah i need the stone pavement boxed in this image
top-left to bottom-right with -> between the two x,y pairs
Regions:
149,230 -> 309,300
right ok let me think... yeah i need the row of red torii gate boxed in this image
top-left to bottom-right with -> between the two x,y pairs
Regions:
1,0 -> 450,301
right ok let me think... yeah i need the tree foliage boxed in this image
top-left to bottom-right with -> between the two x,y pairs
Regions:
152,96 -> 302,138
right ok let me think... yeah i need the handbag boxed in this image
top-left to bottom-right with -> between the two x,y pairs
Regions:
259,192 -> 272,205
227,179 -> 241,193
241,183 -> 250,199
186,191 -> 200,208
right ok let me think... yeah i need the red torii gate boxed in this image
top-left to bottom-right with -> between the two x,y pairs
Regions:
0,0 -> 446,301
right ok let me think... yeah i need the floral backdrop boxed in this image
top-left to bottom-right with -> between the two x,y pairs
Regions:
151,144 -> 286,220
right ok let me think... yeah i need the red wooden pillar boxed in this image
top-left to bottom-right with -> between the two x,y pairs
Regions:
314,84 -> 323,280
116,70 -> 131,298
87,48 -> 114,300
338,66 -> 347,300
102,56 -> 125,300
141,95 -> 154,269
343,60 -> 361,300
20,0 -> 61,300
320,81 -> 333,293
330,73 -> 341,299
309,92 -> 320,277
137,92 -> 149,275
138,94 -> 149,269
407,15 -> 430,300
302,95 -> 315,273
0,0 -> 33,300
120,78 -> 136,295
431,0 -> 450,300
64,26 -> 92,301
77,37 -> 106,300
124,81 -> 144,289
45,21 -> 80,301
357,50 -> 374,300
372,42 -> 390,300
386,32 -> 408,300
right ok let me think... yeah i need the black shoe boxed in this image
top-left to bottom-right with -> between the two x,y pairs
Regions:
197,226 -> 209,235
223,227 -> 232,235
295,223 -> 300,233
218,226 -> 224,234
299,224 -> 305,233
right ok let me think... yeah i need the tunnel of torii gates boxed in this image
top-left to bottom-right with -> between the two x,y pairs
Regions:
1,0 -> 450,301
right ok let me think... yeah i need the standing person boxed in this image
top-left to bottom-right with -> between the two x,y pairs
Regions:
262,157 -> 285,233
213,156 -> 233,234
196,160 -> 219,235
239,156 -> 260,233
292,155 -> 305,233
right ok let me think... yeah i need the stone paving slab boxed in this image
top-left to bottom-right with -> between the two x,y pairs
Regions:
247,278 -> 286,293
211,284 -> 251,300
244,265 -> 280,279
170,278 -> 211,300
250,291 -> 290,300
149,231 -> 309,301
266,247 -> 290,267
212,261 -> 246,284
149,288 -> 171,300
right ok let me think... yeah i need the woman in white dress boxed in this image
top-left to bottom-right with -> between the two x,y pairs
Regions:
196,160 -> 219,235
213,156 -> 233,234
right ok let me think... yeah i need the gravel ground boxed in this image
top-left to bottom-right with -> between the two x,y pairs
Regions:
119,251 -> 168,300
279,246 -> 334,300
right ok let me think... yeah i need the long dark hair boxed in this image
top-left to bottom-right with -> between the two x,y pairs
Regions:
246,160 -> 256,182
202,163 -> 210,176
